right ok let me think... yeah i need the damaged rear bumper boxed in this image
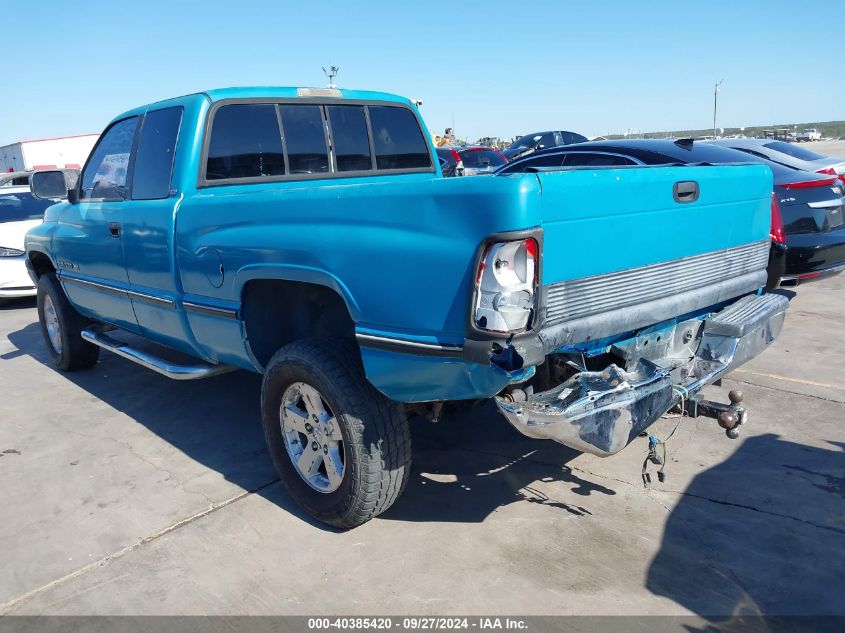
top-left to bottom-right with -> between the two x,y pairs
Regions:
494,293 -> 789,457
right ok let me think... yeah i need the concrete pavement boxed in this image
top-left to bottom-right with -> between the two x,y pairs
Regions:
0,275 -> 843,616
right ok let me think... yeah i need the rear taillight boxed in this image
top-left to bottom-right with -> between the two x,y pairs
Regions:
474,238 -> 539,333
770,194 -> 786,244
817,167 -> 837,176
781,177 -> 838,190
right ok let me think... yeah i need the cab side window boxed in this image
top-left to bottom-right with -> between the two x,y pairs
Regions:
132,107 -> 183,200
80,117 -> 138,201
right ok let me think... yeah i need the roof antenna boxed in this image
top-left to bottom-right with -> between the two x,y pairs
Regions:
322,66 -> 340,89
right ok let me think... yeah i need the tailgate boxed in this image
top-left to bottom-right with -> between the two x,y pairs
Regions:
536,164 -> 773,284
533,164 -> 774,349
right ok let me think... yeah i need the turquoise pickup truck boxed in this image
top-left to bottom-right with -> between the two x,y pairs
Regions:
25,87 -> 788,528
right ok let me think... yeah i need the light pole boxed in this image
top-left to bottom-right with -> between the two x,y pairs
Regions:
713,79 -> 724,139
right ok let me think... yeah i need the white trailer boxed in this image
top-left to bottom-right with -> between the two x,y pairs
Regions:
0,133 -> 99,173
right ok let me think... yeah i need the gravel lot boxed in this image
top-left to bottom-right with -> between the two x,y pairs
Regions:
0,273 -> 843,617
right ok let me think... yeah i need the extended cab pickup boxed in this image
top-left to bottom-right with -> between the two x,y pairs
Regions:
26,87 -> 788,528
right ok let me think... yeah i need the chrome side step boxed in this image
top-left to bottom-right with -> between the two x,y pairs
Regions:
81,324 -> 235,381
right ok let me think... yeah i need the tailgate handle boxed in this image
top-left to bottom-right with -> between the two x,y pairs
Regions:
673,181 -> 699,203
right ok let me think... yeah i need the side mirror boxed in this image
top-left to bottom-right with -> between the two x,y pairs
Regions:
67,187 -> 80,204
30,170 -> 72,200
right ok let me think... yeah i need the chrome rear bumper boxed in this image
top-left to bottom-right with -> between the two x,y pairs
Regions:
494,293 -> 789,457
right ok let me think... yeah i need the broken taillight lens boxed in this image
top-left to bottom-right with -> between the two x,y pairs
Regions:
771,193 -> 787,244
474,238 -> 539,333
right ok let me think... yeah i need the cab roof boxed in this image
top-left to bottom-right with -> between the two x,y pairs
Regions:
112,87 -> 413,121
204,86 -> 411,104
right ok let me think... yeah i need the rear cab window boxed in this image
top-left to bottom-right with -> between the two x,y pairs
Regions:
201,100 -> 432,185
327,105 -> 372,172
279,105 -> 330,174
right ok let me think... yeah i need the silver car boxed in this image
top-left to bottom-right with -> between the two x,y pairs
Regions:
708,138 -> 845,180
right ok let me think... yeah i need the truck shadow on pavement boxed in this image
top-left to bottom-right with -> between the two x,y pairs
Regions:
383,402 -> 616,523
4,321 -> 322,524
5,321 -> 615,531
646,433 -> 845,619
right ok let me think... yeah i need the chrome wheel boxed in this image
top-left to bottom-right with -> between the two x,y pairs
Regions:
43,294 -> 62,354
280,382 -> 345,493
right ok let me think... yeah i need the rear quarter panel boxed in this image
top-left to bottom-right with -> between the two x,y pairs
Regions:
175,173 -> 542,354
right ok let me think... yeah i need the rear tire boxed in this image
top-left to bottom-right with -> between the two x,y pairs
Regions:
261,338 -> 411,528
36,273 -> 99,371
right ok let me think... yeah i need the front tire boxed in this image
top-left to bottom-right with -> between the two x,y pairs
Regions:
261,339 -> 411,528
36,273 -> 99,371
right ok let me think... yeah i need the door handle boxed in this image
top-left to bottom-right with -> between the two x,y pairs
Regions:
109,222 -> 122,238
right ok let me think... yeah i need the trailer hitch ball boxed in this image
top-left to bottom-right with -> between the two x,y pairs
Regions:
721,391 -> 744,439
718,410 -> 739,430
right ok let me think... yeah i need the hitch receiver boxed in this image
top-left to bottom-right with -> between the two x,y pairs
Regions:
684,389 -> 747,439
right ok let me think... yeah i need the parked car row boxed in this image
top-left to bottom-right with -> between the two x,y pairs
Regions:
436,128 -> 845,290
436,129 -> 588,177
496,138 -> 845,289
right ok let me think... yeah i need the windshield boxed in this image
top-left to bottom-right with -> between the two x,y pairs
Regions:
460,149 -> 506,168
764,141 -> 826,161
0,190 -> 53,223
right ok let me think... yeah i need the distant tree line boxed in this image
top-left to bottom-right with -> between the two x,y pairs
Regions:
604,121 -> 845,140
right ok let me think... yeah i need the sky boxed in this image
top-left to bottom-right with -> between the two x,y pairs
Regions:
2,0 -> 842,146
